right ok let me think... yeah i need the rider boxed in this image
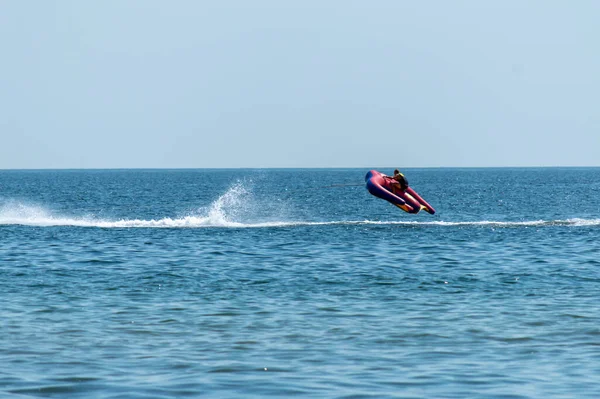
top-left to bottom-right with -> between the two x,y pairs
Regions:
390,169 -> 409,192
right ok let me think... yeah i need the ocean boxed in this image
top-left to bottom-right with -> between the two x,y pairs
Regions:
1,168 -> 599,398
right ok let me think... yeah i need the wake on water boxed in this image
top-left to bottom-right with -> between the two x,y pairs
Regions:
0,184 -> 599,229
0,184 -> 252,228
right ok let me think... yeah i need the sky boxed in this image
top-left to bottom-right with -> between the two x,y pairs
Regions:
1,1 -> 599,169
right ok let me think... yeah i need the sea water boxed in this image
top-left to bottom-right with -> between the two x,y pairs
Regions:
1,168 -> 599,398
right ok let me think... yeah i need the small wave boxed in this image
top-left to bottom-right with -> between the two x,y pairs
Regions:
336,219 -> 600,228
426,219 -> 600,227
289,219 -> 600,228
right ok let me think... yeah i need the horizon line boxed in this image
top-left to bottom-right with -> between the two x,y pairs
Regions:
1,165 -> 599,171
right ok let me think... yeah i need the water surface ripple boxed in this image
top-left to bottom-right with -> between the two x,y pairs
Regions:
1,168 -> 600,398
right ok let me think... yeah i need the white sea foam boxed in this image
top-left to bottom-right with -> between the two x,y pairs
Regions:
343,219 -> 600,227
1,195 -> 599,229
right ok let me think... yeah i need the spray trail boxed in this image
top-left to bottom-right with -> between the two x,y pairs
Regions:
0,192 -> 598,229
0,184 -> 254,228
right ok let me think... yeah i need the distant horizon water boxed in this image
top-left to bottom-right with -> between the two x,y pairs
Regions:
2,165 -> 600,171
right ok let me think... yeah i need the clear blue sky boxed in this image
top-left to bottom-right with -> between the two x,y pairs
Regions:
1,1 -> 598,169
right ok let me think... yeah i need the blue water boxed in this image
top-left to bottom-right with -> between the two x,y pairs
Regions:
1,168 -> 599,398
